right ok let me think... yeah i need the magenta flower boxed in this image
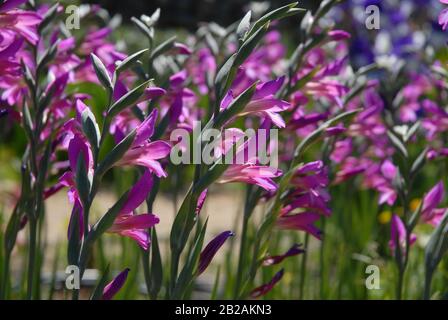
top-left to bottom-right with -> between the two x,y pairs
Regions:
218,165 -> 282,192
195,189 -> 208,215
263,244 -> 305,266
115,109 -> 171,177
220,77 -> 290,128
172,42 -> 192,55
283,161 -> 330,215
328,30 -> 351,41
422,99 -> 448,141
0,0 -> 42,45
215,127 -> 282,191
107,170 -> 160,250
102,268 -> 130,300
60,133 -> 95,238
250,269 -> 284,298
186,47 -> 216,94
389,215 -> 416,253
277,212 -> 322,240
197,231 -> 234,275
421,181 -> 446,226
439,0 -> 448,30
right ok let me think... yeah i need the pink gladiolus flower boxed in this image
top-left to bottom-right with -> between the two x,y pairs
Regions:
0,0 -> 42,45
102,268 -> 130,300
115,109 -> 171,177
250,269 -> 284,298
421,181 -> 447,226
107,170 -> 160,250
389,215 -> 416,253
263,244 -> 305,266
439,0 -> 448,30
195,189 -> 208,215
328,30 -> 351,41
186,47 -> 216,94
198,231 -> 234,275
220,77 -> 290,128
277,212 -> 323,240
215,127 -> 282,191
275,161 -> 331,240
172,42 -> 192,55
218,165 -> 282,191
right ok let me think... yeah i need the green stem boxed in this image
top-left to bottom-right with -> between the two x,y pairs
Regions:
319,218 -> 326,298
299,233 -> 309,299
423,269 -> 433,300
396,266 -> 404,300
26,218 -> 37,300
234,213 -> 250,298
0,253 -> 10,299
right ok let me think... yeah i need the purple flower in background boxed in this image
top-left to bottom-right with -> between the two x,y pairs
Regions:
198,231 -> 234,275
102,268 -> 130,300
186,47 -> 216,94
250,269 -> 284,298
171,42 -> 192,56
389,215 -> 417,253
263,244 -> 305,266
439,0 -> 448,30
421,181 -> 447,226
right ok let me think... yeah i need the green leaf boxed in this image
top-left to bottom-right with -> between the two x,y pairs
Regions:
149,229 -> 163,299
91,53 -> 113,93
293,108 -> 360,160
213,81 -> 257,128
67,207 -> 81,266
90,264 -> 110,300
245,2 -> 303,40
116,49 -> 149,74
150,36 -> 176,60
96,130 -> 136,177
387,130 -> 408,159
214,53 -> 237,100
108,80 -> 152,117
236,11 -> 252,41
131,17 -> 153,40
36,40 -> 59,76
141,8 -> 161,27
22,101 -> 34,140
424,211 -> 448,291
234,21 -> 269,66
38,2 -> 59,33
408,199 -> 424,231
22,62 -> 35,92
75,154 -> 91,207
81,107 -> 101,151
404,121 -> 420,142
172,218 -> 208,298
410,147 -> 428,178
88,190 -> 130,243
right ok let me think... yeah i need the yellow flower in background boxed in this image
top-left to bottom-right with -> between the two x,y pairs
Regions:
410,198 -> 422,212
378,210 -> 392,224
